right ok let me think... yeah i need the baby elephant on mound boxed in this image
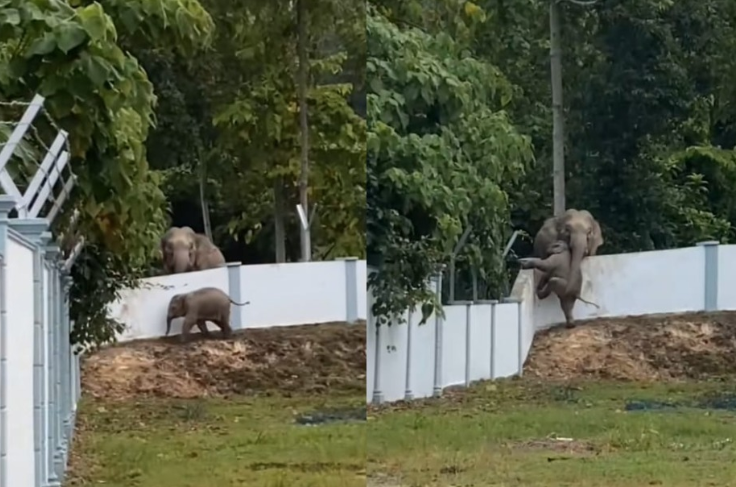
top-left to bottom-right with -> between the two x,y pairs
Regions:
518,240 -> 599,328
166,287 -> 250,343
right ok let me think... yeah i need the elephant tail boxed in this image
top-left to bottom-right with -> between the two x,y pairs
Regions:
228,299 -> 251,307
577,296 -> 599,309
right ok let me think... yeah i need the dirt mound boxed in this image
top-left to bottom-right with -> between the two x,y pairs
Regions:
526,312 -> 736,381
82,322 -> 365,401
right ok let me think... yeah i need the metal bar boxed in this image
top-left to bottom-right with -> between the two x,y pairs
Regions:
22,132 -> 68,215
62,238 -> 84,273
45,175 -> 76,224
29,151 -> 69,218
0,95 -> 44,203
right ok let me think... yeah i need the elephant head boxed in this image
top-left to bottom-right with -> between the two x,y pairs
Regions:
160,226 -> 197,274
165,293 -> 185,336
556,209 -> 603,296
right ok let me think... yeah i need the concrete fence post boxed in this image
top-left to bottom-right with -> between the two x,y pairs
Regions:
10,218 -> 50,487
370,316 -> 383,404
697,241 -> 719,312
0,195 -> 14,487
337,257 -> 359,324
226,263 -> 243,330
432,271 -> 444,398
59,273 -> 72,475
403,311 -> 414,401
44,244 -> 61,487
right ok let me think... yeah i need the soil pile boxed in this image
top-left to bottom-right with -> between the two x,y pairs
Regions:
82,321 -> 366,401
526,312 -> 736,381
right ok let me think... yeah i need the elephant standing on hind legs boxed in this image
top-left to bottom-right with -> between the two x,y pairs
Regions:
532,209 -> 604,298
518,240 -> 599,328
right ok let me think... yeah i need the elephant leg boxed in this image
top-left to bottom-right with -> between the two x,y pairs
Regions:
536,282 -> 553,300
531,267 -> 551,294
216,319 -> 233,339
519,257 -> 557,274
180,315 -> 197,343
196,320 -> 212,338
536,271 -> 554,300
547,276 -> 569,296
559,295 -> 576,329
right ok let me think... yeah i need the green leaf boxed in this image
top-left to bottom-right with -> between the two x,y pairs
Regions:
77,3 -> 110,42
56,22 -> 87,53
0,7 -> 20,25
26,33 -> 56,56
81,54 -> 112,86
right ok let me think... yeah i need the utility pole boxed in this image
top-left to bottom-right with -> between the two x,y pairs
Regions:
550,0 -> 565,217
296,0 -> 312,261
549,0 -> 597,217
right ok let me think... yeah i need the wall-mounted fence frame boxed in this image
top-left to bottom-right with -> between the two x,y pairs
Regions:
0,94 -> 80,487
367,265 -> 530,405
0,93 -> 76,223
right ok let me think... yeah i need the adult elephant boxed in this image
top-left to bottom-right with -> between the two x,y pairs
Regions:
532,209 -> 603,297
160,226 -> 197,274
160,227 -> 227,274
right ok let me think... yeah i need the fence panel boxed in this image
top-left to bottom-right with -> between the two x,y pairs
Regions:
4,234 -> 36,487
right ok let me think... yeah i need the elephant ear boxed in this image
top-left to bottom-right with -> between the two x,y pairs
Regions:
587,219 -> 604,256
160,229 -> 173,256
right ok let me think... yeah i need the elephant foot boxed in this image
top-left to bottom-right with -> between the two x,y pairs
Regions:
565,321 -> 576,329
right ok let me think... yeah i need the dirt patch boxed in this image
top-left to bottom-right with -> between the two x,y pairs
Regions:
526,312 -> 736,381
511,437 -> 597,455
82,321 -> 365,401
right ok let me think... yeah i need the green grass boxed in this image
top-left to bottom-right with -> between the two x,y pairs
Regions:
367,379 -> 736,486
67,393 -> 366,487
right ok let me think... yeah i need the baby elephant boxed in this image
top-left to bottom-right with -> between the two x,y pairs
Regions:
518,240 -> 598,328
166,287 -> 250,343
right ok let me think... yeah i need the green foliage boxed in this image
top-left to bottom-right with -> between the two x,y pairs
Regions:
366,5 -> 533,324
368,0 -> 736,323
206,0 -> 366,260
0,0 -> 212,347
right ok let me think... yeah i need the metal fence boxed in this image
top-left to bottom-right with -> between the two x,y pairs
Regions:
0,95 -> 80,487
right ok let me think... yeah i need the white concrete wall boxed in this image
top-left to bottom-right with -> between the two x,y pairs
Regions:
524,246 -> 705,331
5,238 -> 36,487
238,261 -> 346,328
718,245 -> 736,310
109,268 -> 229,341
367,243 -> 726,404
0,229 -> 82,487
111,259 -> 368,342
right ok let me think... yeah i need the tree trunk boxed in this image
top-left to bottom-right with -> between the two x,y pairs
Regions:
198,157 -> 213,241
273,177 -> 287,263
297,0 -> 312,261
550,0 -> 566,216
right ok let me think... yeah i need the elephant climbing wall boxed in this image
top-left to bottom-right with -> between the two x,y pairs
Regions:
368,241 -> 726,405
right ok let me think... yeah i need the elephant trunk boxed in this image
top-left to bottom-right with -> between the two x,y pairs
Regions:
172,249 -> 191,273
166,315 -> 173,336
566,231 -> 587,296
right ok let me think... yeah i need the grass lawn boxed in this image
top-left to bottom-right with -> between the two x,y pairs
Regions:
368,379 -> 736,486
66,392 -> 366,487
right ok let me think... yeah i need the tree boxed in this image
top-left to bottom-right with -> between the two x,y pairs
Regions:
210,0 -> 366,262
0,0 -> 213,347
366,4 -> 533,323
